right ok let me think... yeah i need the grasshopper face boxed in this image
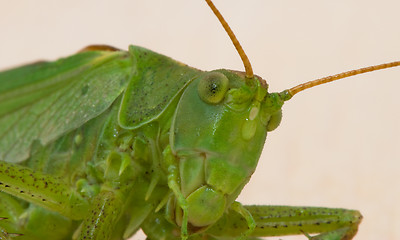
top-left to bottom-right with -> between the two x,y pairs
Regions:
169,70 -> 284,230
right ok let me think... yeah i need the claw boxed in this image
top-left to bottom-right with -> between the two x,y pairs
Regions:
145,175 -> 159,201
8,233 -> 24,238
0,231 -> 24,240
0,219 -> 23,239
300,230 -> 313,240
1,229 -> 22,240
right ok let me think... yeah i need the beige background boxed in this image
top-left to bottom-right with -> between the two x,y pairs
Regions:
1,0 -> 399,239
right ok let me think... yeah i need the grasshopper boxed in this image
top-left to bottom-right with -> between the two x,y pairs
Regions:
0,0 -> 399,240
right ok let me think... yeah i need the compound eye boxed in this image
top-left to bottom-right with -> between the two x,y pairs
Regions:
197,72 -> 229,104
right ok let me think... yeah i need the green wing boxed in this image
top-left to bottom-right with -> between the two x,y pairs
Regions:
0,50 -> 135,163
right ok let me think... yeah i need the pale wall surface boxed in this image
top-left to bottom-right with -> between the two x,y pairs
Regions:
0,1 -> 399,239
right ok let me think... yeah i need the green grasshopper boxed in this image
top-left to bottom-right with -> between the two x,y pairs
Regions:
0,0 -> 399,240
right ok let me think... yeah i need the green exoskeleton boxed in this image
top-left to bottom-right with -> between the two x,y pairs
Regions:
0,0 -> 399,239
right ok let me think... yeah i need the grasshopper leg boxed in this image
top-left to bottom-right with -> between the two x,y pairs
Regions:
0,161 -> 90,239
208,205 -> 362,240
76,190 -> 123,240
0,193 -> 24,237
0,216 -> 15,240
230,202 -> 256,239
163,146 -> 189,240
0,191 -> 77,240
0,161 -> 89,220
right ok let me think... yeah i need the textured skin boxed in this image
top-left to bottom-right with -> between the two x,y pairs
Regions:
0,46 -> 361,240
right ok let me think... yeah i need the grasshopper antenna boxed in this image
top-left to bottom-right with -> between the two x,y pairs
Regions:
205,0 -> 254,79
280,61 -> 400,100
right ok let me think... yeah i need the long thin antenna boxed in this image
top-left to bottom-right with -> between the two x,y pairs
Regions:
284,61 -> 400,98
205,0 -> 254,79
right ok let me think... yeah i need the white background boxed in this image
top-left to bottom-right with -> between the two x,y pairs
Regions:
1,0 -> 399,239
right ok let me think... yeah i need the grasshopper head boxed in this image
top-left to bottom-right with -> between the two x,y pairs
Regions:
165,0 -> 280,233
162,0 -> 400,235
169,70 -> 284,230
